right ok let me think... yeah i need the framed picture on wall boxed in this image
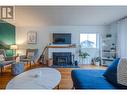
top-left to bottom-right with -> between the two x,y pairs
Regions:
27,31 -> 37,44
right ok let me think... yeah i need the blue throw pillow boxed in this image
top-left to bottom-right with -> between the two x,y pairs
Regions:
103,58 -> 120,86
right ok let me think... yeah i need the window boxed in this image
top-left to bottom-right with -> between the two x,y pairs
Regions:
80,33 -> 97,48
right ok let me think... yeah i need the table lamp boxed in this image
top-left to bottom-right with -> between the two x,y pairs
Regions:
10,44 -> 18,56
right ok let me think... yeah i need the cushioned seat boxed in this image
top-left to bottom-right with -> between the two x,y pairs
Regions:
71,70 -> 116,89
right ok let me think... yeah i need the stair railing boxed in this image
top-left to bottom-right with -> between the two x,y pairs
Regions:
38,46 -> 48,64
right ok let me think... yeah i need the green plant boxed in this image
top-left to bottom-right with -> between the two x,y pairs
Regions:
79,51 -> 90,59
106,34 -> 112,38
79,50 -> 89,64
78,45 -> 90,63
91,57 -> 101,65
94,57 -> 101,62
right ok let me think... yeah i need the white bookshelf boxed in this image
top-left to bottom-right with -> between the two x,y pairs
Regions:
101,37 -> 117,66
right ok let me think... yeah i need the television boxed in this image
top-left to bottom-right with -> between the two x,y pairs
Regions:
53,33 -> 71,44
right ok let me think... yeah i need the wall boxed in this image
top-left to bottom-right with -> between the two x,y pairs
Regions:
108,23 -> 118,54
16,26 -> 50,59
16,25 -> 110,64
108,23 -> 117,45
46,26 -> 109,64
111,18 -> 127,58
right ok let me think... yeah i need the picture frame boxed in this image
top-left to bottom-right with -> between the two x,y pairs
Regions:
27,31 -> 37,44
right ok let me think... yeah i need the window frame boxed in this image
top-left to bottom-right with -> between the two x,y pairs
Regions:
80,32 -> 99,49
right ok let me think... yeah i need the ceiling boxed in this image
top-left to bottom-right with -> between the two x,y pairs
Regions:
14,6 -> 127,26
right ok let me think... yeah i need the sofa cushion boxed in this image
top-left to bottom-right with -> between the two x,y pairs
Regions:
71,70 -> 116,89
103,58 -> 120,86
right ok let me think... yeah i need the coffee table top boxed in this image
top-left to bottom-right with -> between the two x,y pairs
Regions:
6,68 -> 61,89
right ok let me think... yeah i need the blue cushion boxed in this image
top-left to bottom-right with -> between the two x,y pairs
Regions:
103,58 -> 120,86
71,70 -> 116,89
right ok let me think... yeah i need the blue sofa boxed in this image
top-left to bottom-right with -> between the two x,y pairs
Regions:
71,70 -> 116,89
71,58 -> 127,89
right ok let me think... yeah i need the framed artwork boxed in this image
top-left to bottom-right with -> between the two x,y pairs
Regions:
27,31 -> 37,44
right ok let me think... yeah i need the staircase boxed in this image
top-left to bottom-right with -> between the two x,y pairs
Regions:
38,46 -> 48,64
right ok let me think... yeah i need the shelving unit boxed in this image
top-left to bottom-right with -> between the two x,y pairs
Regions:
101,36 -> 117,66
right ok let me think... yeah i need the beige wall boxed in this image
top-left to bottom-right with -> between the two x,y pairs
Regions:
16,25 -> 110,64
16,26 -> 50,59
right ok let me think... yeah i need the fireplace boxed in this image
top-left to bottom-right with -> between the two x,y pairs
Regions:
53,52 -> 72,66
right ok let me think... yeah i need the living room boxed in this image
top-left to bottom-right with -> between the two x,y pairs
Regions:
0,6 -> 127,90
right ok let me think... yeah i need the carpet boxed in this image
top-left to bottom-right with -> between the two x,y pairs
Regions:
51,65 -> 79,68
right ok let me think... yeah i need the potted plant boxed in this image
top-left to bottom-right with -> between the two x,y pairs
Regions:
79,50 -> 90,64
106,34 -> 112,38
92,57 -> 101,66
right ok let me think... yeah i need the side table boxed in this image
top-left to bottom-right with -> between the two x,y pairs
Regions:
11,62 -> 24,76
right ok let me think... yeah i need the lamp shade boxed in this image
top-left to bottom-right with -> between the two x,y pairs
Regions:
10,44 -> 18,50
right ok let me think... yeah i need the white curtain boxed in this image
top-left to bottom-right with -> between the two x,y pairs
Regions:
117,18 -> 127,58
115,18 -> 127,86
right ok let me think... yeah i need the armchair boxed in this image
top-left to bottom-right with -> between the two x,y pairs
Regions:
20,49 -> 38,67
0,49 -> 15,74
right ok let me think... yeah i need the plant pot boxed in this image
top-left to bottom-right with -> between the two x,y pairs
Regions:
95,62 -> 100,66
48,58 -> 53,66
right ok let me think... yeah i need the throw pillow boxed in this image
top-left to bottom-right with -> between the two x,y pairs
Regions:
0,54 -> 5,61
103,58 -> 120,86
117,58 -> 127,88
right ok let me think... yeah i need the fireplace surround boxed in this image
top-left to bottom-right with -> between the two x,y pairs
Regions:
53,52 -> 72,66
47,44 -> 78,68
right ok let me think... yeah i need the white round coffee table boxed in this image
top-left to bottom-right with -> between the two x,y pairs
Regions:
6,68 -> 61,89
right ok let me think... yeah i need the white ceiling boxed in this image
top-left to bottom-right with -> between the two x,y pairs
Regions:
14,6 -> 127,26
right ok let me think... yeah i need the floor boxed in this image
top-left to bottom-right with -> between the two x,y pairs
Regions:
0,63 -> 107,89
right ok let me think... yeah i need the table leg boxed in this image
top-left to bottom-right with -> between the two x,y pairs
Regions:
30,61 -> 31,68
33,61 -> 36,67
27,61 -> 28,66
0,67 -> 3,75
72,85 -> 75,89
57,84 -> 60,89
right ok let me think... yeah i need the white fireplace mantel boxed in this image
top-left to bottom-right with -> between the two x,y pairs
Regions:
47,44 -> 77,59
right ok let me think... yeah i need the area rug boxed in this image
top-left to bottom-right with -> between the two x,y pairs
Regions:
51,65 -> 79,68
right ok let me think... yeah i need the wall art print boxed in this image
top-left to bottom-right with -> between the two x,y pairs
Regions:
27,31 -> 37,44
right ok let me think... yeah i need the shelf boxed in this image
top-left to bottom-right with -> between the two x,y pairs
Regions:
102,52 -> 116,53
101,36 -> 116,66
102,58 -> 114,61
47,44 -> 76,48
